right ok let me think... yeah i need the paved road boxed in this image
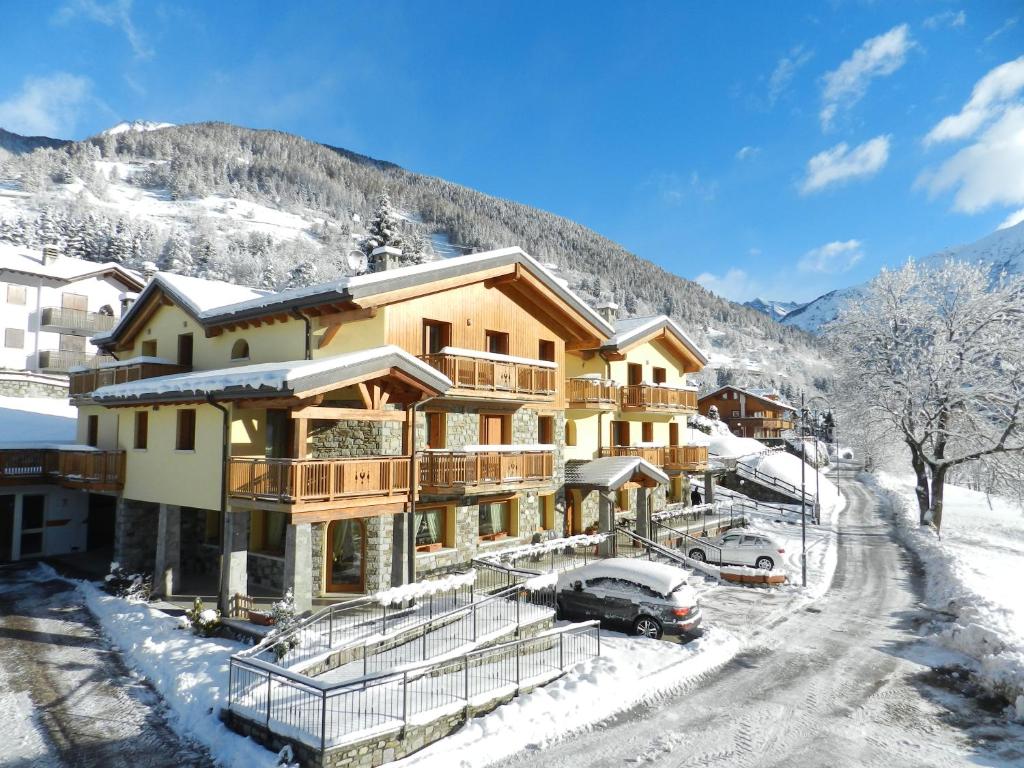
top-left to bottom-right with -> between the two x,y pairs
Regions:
499,476 -> 1024,768
0,567 -> 211,767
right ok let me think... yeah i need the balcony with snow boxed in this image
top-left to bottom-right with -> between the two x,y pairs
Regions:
418,346 -> 557,403
619,381 -> 698,412
419,443 -> 556,494
567,374 -> 618,409
68,356 -> 190,398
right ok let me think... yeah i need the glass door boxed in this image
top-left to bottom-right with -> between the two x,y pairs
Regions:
326,519 -> 365,593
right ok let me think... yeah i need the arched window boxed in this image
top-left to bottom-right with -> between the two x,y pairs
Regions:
565,421 -> 577,447
231,339 -> 250,360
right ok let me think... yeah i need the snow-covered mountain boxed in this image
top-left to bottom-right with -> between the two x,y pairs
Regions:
744,298 -> 804,320
101,120 -> 176,136
0,128 -> 69,156
781,220 -> 1024,333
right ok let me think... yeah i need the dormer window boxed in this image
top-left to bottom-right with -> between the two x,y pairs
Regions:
231,339 -> 250,360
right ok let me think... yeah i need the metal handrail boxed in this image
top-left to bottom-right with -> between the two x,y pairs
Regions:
652,520 -> 725,564
735,460 -> 814,501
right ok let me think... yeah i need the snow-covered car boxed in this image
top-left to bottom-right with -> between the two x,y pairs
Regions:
686,531 -> 784,570
555,558 -> 701,640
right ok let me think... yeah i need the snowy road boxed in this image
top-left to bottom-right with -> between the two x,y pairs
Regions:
498,476 -> 1024,768
0,566 -> 210,767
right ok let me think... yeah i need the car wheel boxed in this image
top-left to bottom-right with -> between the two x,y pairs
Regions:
633,616 -> 663,639
755,556 -> 774,570
688,549 -> 705,562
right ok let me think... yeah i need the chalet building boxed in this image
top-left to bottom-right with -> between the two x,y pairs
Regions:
0,247 -> 713,613
698,385 -> 796,439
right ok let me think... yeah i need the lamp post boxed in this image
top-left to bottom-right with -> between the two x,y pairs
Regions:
799,392 -> 807,588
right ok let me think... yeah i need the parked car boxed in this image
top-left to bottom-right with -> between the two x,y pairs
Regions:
686,531 -> 784,570
555,558 -> 701,640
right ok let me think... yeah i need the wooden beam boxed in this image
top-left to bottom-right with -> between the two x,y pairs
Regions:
318,323 -> 342,349
356,382 -> 373,409
290,406 -> 408,422
315,306 -> 378,327
292,418 -> 308,459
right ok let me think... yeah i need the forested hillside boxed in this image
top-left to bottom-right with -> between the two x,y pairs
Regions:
0,121 -> 832,395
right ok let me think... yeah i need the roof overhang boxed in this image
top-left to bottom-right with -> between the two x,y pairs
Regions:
601,316 -> 707,371
566,456 -> 670,491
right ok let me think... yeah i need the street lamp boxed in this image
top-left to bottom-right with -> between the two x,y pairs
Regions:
799,392 -> 807,588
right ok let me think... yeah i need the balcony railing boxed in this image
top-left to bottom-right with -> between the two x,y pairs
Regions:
38,350 -> 115,374
0,448 -> 125,489
420,352 -> 556,399
567,378 -> 617,408
619,384 -> 698,412
420,449 -> 555,490
227,456 -> 412,505
599,445 -> 666,465
40,307 -> 117,336
69,360 -> 190,397
663,445 -> 709,471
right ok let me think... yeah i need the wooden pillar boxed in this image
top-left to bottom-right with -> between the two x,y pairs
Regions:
291,417 -> 308,459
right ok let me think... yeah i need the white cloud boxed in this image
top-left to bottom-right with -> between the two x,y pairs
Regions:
798,240 -> 864,273
736,145 -> 761,160
924,56 -> 1024,145
694,268 -> 763,302
923,10 -> 966,30
800,135 -> 890,194
55,0 -> 153,59
997,207 -> 1024,230
0,73 -> 92,137
820,25 -> 913,129
985,16 -> 1019,44
769,45 -> 813,104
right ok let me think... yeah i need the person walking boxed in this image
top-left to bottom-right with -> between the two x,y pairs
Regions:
690,486 -> 702,507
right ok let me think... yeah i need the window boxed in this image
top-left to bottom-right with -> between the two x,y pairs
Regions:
176,409 -> 196,451
539,493 -> 555,531
653,367 -> 667,384
478,499 -> 515,540
480,413 -> 510,445
565,421 -> 577,447
251,509 -> 286,556
538,339 -> 555,362
6,285 -> 26,305
422,320 -> 452,355
731,410 -> 740,417
669,422 -> 679,446
86,415 -> 99,447
414,507 -> 451,550
538,415 -> 554,445
4,328 -> 24,349
61,292 -> 87,311
484,330 -> 509,355
641,422 -> 653,442
141,339 -> 157,357
178,333 -> 194,368
204,510 -> 221,546
611,420 -> 630,446
425,412 -> 446,449
231,339 -> 250,360
59,334 -> 85,352
134,411 -> 148,449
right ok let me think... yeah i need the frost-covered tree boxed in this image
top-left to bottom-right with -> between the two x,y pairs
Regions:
286,260 -> 318,289
828,259 -> 1024,531
366,188 -> 403,252
258,261 -> 278,291
106,219 -> 131,264
160,229 -> 194,275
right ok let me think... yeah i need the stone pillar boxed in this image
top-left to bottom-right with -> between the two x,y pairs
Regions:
284,523 -> 313,613
704,471 -> 715,504
391,513 -> 408,588
598,492 -> 615,556
219,509 -> 249,614
153,504 -> 181,597
635,487 -> 650,539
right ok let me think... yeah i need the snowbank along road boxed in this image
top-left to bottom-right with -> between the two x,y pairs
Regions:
0,567 -> 210,767
499,476 -> 1024,768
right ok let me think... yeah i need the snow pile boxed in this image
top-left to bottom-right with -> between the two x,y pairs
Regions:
0,660 -> 49,763
522,572 -> 558,591
742,450 -> 840,509
875,473 -> 1024,721
707,430 -> 768,459
477,533 -> 609,564
375,570 -> 477,607
0,395 -> 77,446
391,629 -> 740,768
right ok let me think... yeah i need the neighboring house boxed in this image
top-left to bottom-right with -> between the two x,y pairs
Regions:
0,243 -> 143,375
698,385 -> 796,438
0,247 -> 713,613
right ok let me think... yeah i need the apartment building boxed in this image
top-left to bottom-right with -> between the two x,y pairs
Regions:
698,385 -> 796,438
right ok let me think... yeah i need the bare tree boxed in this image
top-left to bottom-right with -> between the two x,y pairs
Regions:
828,259 -> 1024,531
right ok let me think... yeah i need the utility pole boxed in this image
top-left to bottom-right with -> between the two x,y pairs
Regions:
813,411 -> 820,525
800,391 -> 807,588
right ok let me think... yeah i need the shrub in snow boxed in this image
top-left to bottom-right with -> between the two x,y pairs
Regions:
185,597 -> 221,637
269,589 -> 301,661
103,562 -> 153,602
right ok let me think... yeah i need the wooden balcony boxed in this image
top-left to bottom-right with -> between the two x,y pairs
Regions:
70,360 -> 190,397
663,445 -> 709,472
227,456 -> 412,509
0,448 -> 125,490
599,445 -> 665,465
567,378 -> 617,409
420,449 -> 555,492
40,307 -> 117,336
38,350 -> 115,374
419,352 -> 556,402
619,384 -> 698,412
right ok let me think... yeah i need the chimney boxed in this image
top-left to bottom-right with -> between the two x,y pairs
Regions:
119,291 -> 138,314
42,244 -> 60,265
142,261 -> 158,282
370,245 -> 403,273
595,300 -> 619,325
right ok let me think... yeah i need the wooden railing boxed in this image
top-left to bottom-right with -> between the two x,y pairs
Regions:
663,445 -> 709,471
0,449 -> 125,488
227,456 -> 412,505
38,350 -> 115,373
420,450 -> 555,490
567,378 -> 617,408
419,353 -> 556,398
70,361 -> 190,397
619,384 -> 698,411
40,307 -> 117,335
599,445 -> 666,465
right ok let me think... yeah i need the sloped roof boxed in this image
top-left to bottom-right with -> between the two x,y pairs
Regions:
699,385 -> 797,412
90,345 -> 451,404
601,314 -> 708,366
0,243 -> 143,290
565,456 -> 669,490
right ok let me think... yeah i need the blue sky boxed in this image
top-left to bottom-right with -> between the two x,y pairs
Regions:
1,1 -> 1022,303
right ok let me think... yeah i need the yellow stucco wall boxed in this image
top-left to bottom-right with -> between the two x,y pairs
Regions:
609,338 -> 692,387
75,404 -> 121,449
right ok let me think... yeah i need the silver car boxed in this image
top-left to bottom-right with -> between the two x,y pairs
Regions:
686,531 -> 785,570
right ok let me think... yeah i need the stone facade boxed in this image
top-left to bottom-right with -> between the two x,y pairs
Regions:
114,498 -> 159,573
249,552 -> 285,592
0,372 -> 68,399
179,507 -> 220,579
310,419 -> 403,458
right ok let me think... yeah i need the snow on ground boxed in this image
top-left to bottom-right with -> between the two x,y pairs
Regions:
0,657 -> 50,763
391,628 -> 740,768
874,473 -> 1024,721
0,395 -> 77,446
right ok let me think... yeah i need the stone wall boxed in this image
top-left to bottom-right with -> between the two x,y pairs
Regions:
114,498 -> 159,573
0,372 -> 68,399
364,514 -> 393,594
248,552 -> 285,593
179,507 -> 221,579
311,522 -> 326,596
310,419 -> 403,458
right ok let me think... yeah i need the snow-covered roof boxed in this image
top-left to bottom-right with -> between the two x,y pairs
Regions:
90,345 -> 451,404
0,396 -> 78,447
560,557 -> 689,597
0,243 -> 143,289
565,456 -> 669,490
700,385 -> 797,412
601,314 -> 708,365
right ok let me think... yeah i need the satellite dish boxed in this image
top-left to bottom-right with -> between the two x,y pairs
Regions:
346,250 -> 368,274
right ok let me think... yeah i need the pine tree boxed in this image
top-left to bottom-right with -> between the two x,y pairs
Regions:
65,221 -> 88,261
107,219 -> 131,264
286,260 -> 317,289
624,292 -> 639,315
259,262 -> 278,291
160,229 -> 194,275
404,230 -> 428,265
366,188 -> 403,252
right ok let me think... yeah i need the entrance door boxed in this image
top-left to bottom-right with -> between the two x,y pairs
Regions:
481,414 -> 508,445
0,494 -> 14,562
669,422 -> 679,446
564,491 -> 579,536
627,363 -> 642,386
326,519 -> 366,593
20,494 -> 45,557
86,493 -> 116,551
